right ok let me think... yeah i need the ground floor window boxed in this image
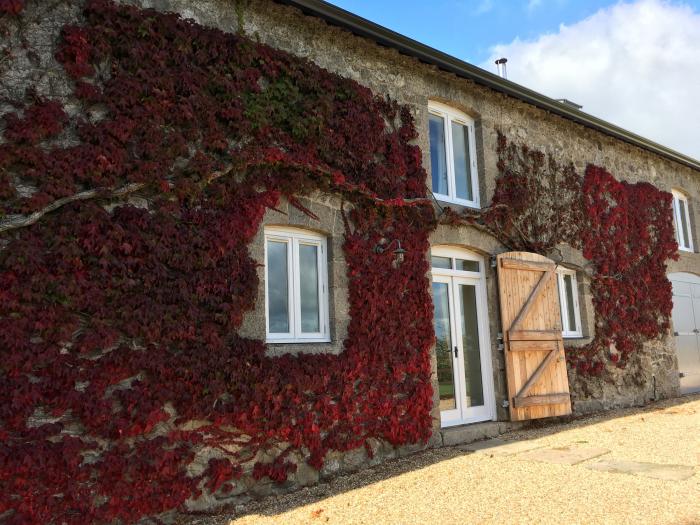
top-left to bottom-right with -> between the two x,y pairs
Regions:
265,227 -> 329,343
556,267 -> 582,338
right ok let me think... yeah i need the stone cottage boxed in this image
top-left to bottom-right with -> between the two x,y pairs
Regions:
1,0 -> 699,520
242,0 -> 700,425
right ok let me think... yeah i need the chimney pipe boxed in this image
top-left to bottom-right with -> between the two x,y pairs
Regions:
495,57 -> 508,79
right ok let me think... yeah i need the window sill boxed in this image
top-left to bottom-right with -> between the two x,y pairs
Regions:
678,247 -> 695,253
562,334 -> 586,340
266,338 -> 332,344
265,339 -> 342,357
434,197 -> 481,211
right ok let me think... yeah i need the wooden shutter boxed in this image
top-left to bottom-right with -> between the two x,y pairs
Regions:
496,251 -> 572,421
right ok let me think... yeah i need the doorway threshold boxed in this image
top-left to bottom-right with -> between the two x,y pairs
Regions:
440,420 -> 526,447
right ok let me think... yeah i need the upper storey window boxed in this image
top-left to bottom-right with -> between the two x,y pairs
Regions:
672,190 -> 694,252
428,101 -> 479,208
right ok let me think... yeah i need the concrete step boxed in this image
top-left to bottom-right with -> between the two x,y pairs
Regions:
439,420 -> 525,447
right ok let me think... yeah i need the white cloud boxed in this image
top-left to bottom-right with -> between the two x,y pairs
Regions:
476,0 -> 495,14
482,0 -> 700,160
527,0 -> 544,11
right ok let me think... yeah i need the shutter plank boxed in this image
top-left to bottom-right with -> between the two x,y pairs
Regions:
512,393 -> 571,408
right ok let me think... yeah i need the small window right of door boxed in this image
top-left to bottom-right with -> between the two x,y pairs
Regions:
556,267 -> 582,338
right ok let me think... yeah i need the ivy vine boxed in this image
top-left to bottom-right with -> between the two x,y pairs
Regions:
0,1 -> 680,523
0,1 -> 434,522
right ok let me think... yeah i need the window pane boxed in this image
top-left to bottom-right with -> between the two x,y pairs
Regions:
679,199 -> 691,248
429,114 -> 449,196
431,256 -> 452,269
563,274 -> 577,333
432,282 -> 456,411
299,244 -> 320,333
455,259 -> 479,272
459,284 -> 484,407
451,122 -> 473,202
267,241 -> 289,333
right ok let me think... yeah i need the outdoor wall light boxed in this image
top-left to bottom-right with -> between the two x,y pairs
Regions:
374,239 -> 406,267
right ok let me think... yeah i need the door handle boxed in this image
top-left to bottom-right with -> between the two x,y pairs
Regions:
454,346 -> 459,358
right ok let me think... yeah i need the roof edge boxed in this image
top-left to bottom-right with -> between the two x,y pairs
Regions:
275,0 -> 700,172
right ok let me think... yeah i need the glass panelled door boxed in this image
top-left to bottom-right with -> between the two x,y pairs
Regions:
432,249 -> 494,427
433,276 -> 460,422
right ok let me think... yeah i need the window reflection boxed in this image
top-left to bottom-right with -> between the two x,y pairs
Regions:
299,244 -> 320,333
451,122 -> 473,202
433,282 -> 456,411
267,240 -> 289,333
429,114 -> 449,196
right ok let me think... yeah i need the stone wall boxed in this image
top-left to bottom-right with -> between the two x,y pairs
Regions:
227,0 -> 692,413
1,0 -> 697,514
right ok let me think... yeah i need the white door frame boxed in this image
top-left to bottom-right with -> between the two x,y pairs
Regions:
432,246 -> 496,427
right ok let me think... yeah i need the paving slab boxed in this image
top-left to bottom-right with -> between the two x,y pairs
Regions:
587,460 -> 696,481
459,438 -> 545,456
519,446 -> 610,465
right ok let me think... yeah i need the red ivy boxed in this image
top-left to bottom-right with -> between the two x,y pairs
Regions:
482,131 -> 583,253
0,1 -> 434,523
569,165 -> 678,373
0,1 -> 680,523
3,99 -> 67,145
0,0 -> 24,15
475,139 -> 677,375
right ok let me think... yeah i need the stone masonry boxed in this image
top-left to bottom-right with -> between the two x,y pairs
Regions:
1,0 -> 698,512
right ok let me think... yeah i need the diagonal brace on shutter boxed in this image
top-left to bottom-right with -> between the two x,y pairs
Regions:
512,342 -> 564,406
508,264 -> 556,333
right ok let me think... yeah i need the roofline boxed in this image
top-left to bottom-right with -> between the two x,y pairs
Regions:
275,0 -> 700,172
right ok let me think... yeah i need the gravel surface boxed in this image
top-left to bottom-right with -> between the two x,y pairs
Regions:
188,394 -> 700,525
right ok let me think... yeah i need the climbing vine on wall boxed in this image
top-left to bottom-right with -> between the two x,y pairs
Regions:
0,1 -> 434,523
573,165 -> 678,373
446,134 -> 678,375
485,131 -> 584,253
0,1 -> 681,523
0,0 -> 25,16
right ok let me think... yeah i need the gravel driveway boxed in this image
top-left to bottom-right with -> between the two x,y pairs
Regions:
192,394 -> 700,525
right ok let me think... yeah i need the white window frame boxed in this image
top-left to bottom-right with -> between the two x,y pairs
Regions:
428,101 -> 480,208
672,190 -> 694,252
556,267 -> 583,338
264,227 -> 330,343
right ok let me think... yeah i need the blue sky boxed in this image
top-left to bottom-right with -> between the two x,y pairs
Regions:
326,0 -> 700,65
326,0 -> 615,64
325,0 -> 700,159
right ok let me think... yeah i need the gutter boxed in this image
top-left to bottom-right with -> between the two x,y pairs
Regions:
275,0 -> 700,172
